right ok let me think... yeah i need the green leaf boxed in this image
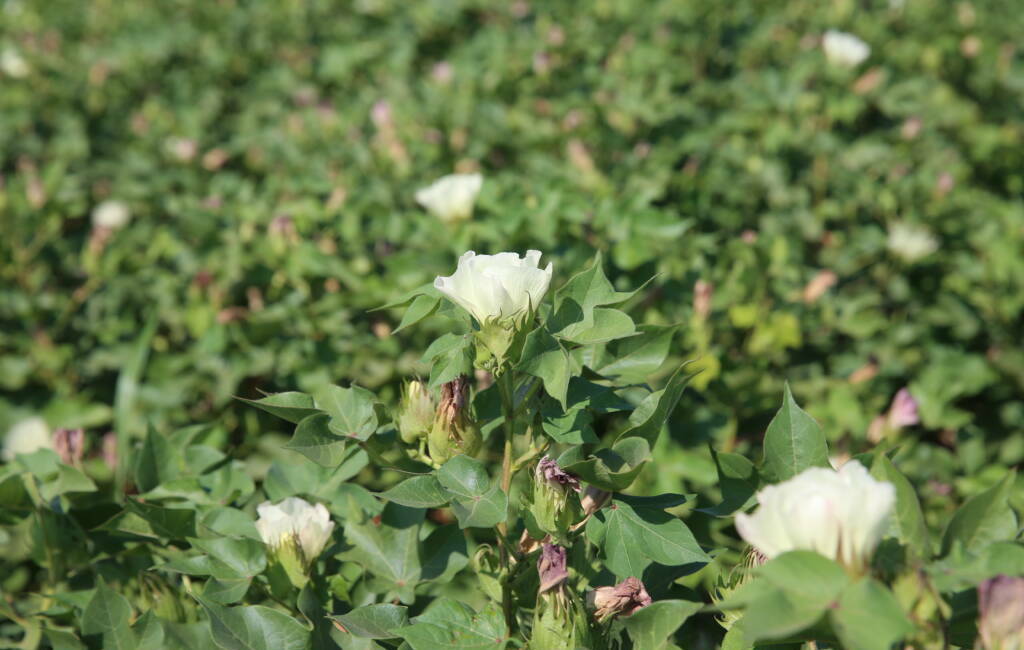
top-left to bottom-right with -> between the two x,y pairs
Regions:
331,604 -> 409,639
191,537 -> 268,579
870,454 -> 930,560
519,327 -> 572,408
133,611 -> 166,650
583,324 -> 677,383
586,495 -> 708,578
397,598 -> 507,650
540,400 -> 598,444
421,525 -> 469,582
81,579 -> 133,637
41,464 -> 98,500
449,484 -> 508,529
437,456 -> 508,529
283,413 -> 349,467
556,306 -> 636,345
559,437 -> 651,491
940,472 -> 1018,557
197,597 -> 311,650
436,455 -> 491,498
728,551 -> 849,644
830,579 -> 914,650
375,283 -> 436,311
236,393 -> 319,424
125,500 -> 197,539
134,424 -> 179,493
553,253 -> 638,314
616,361 -> 695,446
622,600 -> 703,650
699,449 -> 759,516
379,475 -> 450,508
393,294 -> 441,333
341,504 -> 424,603
761,383 -> 830,483
202,578 -> 253,605
427,335 -> 475,389
313,384 -> 383,441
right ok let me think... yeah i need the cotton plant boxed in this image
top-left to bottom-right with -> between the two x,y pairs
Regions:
4,251 -> 1017,650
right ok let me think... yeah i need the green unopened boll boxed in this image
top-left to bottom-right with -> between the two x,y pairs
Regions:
397,380 -> 435,444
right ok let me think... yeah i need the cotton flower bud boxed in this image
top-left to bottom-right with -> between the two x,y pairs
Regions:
735,461 -> 895,575
255,497 -> 335,589
587,577 -> 652,623
978,575 -> 1024,650
52,428 -> 85,466
415,173 -> 483,223
427,376 -> 481,462
537,543 -> 569,594
531,456 -> 581,543
3,417 -> 53,461
397,381 -> 435,444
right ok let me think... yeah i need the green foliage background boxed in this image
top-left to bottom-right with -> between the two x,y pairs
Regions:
2,1 -> 1024,644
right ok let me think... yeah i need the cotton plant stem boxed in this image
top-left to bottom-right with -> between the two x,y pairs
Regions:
495,370 -> 519,633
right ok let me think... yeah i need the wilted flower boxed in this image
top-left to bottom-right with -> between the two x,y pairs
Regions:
428,376 -> 481,462
532,456 -> 581,542
434,250 -> 552,327
694,280 -> 713,320
977,575 -> 1024,650
1,47 -> 29,78
256,497 -> 335,588
887,388 -> 919,429
887,222 -> 938,262
533,543 -> 593,648
52,428 -> 85,466
91,200 -> 131,230
734,461 -> 895,574
822,30 -> 871,68
580,485 -> 611,516
3,417 -> 52,461
538,543 -> 569,594
415,173 -> 483,224
397,380 -> 435,445
587,577 -> 652,622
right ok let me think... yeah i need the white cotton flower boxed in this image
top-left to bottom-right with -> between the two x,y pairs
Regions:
735,461 -> 895,574
3,417 -> 52,461
1,47 -> 29,78
91,200 -> 131,230
256,497 -> 334,562
415,173 -> 483,223
822,30 -> 871,68
434,250 -> 553,326
887,221 -> 938,262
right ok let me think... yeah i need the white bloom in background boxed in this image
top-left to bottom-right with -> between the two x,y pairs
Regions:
1,47 -> 29,78
3,417 -> 52,461
91,200 -> 131,230
887,221 -> 938,262
735,461 -> 895,573
415,173 -> 483,223
822,30 -> 871,68
434,250 -> 553,325
256,497 -> 334,561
